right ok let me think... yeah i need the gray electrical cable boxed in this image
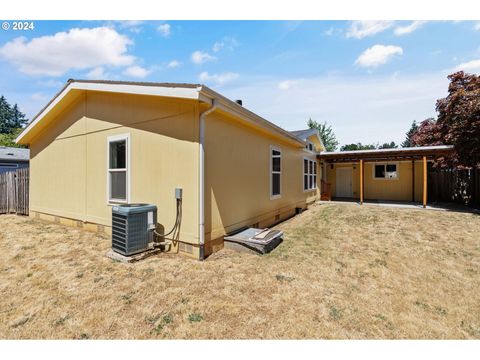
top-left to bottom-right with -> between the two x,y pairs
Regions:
154,199 -> 181,238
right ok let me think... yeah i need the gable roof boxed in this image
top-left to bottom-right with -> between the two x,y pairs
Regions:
0,146 -> 29,162
16,79 -> 305,147
290,129 -> 318,140
290,128 -> 325,151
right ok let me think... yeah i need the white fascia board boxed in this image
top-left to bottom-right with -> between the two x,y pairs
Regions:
71,82 -> 202,100
16,82 -> 202,144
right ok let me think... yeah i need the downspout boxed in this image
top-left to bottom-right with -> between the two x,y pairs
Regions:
199,98 -> 217,260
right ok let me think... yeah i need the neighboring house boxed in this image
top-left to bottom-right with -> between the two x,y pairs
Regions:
318,146 -> 454,206
0,146 -> 29,173
15,80 -> 324,259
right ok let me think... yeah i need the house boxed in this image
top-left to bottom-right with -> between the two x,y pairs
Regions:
0,146 -> 29,173
15,80 -> 323,259
318,145 -> 454,206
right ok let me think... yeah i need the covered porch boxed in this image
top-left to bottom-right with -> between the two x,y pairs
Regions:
318,145 -> 454,208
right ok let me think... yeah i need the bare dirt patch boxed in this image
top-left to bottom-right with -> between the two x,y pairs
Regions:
0,203 -> 479,339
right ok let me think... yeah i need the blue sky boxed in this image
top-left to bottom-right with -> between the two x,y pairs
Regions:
1,20 -> 479,146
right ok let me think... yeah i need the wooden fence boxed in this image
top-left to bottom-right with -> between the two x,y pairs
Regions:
429,167 -> 480,208
0,168 -> 29,215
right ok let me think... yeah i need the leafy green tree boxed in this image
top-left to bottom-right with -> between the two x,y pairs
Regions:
401,120 -> 419,147
0,128 -> 24,148
378,141 -> 398,149
307,118 -> 339,151
340,143 -> 376,151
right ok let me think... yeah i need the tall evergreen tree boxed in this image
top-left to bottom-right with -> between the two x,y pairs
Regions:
307,118 -> 339,151
0,95 -> 28,148
10,104 -> 27,129
0,95 -> 13,134
401,120 -> 419,147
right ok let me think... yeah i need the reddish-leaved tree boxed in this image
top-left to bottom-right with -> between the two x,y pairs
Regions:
436,71 -> 480,167
410,118 -> 443,147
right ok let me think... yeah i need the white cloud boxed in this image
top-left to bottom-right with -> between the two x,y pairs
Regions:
191,50 -> 216,64
355,45 -> 403,68
31,92 -> 48,101
323,27 -> 335,36
394,21 -> 427,36
157,23 -> 171,38
0,27 -> 135,76
278,80 -> 298,90
87,66 -> 106,79
219,73 -> 449,146
212,42 -> 223,53
167,60 -> 181,69
117,21 -> 144,29
36,79 -> 63,88
474,22 -> 480,31
212,37 -> 239,53
346,21 -> 394,39
198,71 -> 239,85
454,59 -> 480,73
122,65 -> 151,78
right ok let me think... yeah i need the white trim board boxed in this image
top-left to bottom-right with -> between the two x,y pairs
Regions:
106,133 -> 131,204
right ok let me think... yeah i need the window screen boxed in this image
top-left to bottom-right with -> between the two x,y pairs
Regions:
110,171 -> 127,200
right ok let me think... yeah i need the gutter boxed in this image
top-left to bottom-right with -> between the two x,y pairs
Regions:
198,98 -> 217,260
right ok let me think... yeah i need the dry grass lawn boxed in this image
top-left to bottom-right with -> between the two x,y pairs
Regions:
0,203 -> 479,339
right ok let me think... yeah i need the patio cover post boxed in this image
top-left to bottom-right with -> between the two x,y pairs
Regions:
411,159 -> 415,202
423,156 -> 427,208
359,159 -> 364,205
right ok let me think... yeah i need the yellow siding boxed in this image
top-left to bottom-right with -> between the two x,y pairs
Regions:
29,90 -> 321,258
204,110 -> 319,244
364,162 -> 412,201
325,161 -> 427,202
29,91 -> 200,245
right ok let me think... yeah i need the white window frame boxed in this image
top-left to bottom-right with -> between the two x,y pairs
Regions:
107,133 -> 131,204
303,157 -> 317,192
372,162 -> 399,181
270,145 -> 282,200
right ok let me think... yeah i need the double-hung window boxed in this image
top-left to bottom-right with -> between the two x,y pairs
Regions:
108,134 -> 130,203
304,158 -> 317,190
271,147 -> 281,198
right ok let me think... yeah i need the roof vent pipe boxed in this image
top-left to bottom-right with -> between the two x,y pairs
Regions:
235,99 -> 243,106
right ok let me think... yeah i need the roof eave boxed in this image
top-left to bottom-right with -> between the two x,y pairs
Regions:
16,80 -> 305,147
16,80 -> 204,145
199,86 -> 305,146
